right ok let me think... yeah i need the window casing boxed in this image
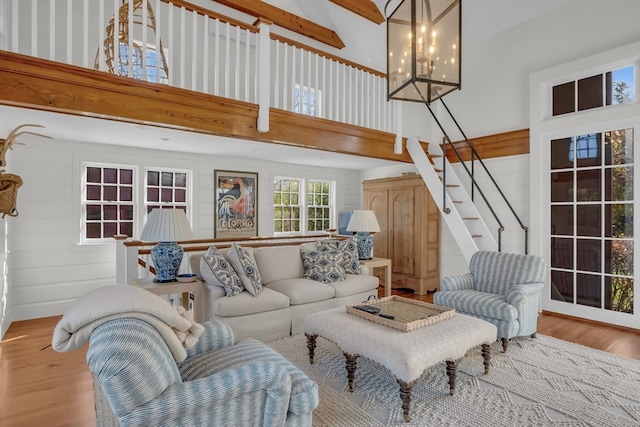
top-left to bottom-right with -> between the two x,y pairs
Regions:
274,177 -> 334,234
82,163 -> 136,243
82,164 -> 191,243
145,168 -> 190,215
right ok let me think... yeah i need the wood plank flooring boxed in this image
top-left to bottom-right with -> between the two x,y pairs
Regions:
1,286 -> 638,427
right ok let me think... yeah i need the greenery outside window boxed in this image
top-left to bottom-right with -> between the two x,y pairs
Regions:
274,177 -> 334,234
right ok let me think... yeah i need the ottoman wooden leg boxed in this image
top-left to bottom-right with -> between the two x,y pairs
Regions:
446,360 -> 458,395
344,352 -> 359,392
305,334 -> 317,364
481,343 -> 491,374
396,379 -> 416,422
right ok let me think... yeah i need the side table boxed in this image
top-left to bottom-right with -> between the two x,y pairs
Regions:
359,257 -> 392,297
133,278 -> 205,323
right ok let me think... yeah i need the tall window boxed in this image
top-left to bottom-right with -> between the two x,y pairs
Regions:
294,84 -> 321,117
274,177 -> 334,234
550,128 -> 634,314
82,163 -> 135,242
145,168 -> 190,214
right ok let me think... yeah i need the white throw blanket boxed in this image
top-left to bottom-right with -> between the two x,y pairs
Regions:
52,285 -> 204,362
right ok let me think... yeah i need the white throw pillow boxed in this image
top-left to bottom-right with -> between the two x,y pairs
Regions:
200,245 -> 244,297
227,243 -> 263,296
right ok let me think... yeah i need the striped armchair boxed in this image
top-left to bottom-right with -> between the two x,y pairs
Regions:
89,318 -> 318,427
434,251 -> 548,352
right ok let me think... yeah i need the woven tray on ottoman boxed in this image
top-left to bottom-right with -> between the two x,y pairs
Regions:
346,295 -> 455,332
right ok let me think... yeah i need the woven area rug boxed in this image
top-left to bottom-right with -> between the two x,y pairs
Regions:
269,334 -> 640,426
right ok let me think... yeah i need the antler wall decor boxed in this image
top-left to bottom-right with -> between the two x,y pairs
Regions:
0,124 -> 51,217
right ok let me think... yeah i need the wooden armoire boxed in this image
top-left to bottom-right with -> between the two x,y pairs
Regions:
363,175 -> 439,295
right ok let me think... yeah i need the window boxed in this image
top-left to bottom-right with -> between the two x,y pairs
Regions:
83,163 -> 135,242
552,65 -> 635,116
118,41 -> 168,84
274,177 -> 334,234
145,168 -> 190,214
294,84 -> 321,117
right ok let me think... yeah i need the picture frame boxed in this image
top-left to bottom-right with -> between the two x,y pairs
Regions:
214,170 -> 258,238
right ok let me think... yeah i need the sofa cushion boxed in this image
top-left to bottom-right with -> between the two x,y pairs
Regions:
434,290 -> 518,321
317,237 -> 360,274
200,245 -> 244,297
227,243 -> 263,296
326,274 -> 379,298
212,287 -> 290,317
302,249 -> 345,283
254,245 -> 305,284
268,278 -> 335,305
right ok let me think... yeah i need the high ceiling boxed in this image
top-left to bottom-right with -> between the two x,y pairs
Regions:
0,0 -> 572,170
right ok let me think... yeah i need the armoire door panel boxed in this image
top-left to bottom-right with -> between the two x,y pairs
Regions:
365,189 -> 389,259
391,188 -> 415,276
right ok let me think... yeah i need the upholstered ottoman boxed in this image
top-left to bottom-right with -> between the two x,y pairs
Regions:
305,307 -> 497,422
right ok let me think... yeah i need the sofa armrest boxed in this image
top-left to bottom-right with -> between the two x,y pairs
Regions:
506,282 -> 544,306
440,273 -> 474,291
185,319 -> 234,357
121,361 -> 292,427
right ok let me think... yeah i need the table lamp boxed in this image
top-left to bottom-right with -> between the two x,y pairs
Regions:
140,208 -> 193,282
346,210 -> 380,260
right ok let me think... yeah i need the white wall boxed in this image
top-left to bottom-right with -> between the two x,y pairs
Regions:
0,135 -> 362,333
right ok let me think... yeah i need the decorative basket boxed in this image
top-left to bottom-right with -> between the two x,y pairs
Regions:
346,296 -> 455,332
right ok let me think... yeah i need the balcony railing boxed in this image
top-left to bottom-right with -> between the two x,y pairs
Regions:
1,0 -> 396,134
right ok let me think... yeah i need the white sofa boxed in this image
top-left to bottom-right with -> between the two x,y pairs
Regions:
190,242 -> 379,342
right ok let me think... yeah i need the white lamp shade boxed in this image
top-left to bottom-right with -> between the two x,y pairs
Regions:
346,210 -> 381,233
140,208 -> 193,242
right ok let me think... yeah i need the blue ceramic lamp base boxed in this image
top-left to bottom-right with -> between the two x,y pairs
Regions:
151,241 -> 184,282
356,232 -> 374,260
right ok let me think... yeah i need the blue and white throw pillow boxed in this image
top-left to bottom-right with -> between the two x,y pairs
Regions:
302,249 -> 345,283
200,245 -> 243,297
317,237 -> 360,274
227,243 -> 263,296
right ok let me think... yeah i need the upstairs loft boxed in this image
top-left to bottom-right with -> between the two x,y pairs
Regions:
0,0 -> 420,163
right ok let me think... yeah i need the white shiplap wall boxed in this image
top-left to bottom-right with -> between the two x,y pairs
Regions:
3,136 -> 362,330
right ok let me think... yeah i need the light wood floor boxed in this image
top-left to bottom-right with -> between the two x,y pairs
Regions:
1,287 -> 638,427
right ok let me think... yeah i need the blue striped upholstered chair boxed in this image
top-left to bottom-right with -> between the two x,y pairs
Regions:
89,318 -> 318,427
434,251 -> 548,352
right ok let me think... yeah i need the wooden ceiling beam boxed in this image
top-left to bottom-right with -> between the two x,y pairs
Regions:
329,0 -> 384,24
213,0 -> 345,49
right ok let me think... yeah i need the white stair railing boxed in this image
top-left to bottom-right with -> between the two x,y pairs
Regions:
407,137 -> 498,263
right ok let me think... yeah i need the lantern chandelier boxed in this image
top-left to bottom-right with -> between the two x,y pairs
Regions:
386,0 -> 461,104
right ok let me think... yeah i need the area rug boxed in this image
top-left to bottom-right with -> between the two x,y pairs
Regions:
269,334 -> 640,426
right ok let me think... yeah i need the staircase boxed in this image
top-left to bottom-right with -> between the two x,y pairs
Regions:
405,100 -> 528,264
407,137 -> 498,263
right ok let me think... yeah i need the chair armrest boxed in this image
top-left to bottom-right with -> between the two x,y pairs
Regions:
186,319 -> 234,357
440,273 -> 474,291
506,282 -> 544,306
121,361 -> 292,427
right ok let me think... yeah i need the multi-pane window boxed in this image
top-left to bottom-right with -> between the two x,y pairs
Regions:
145,169 -> 189,214
274,178 -> 301,233
83,164 -> 135,241
552,65 -> 635,116
274,177 -> 334,234
306,180 -> 332,232
549,128 -> 634,313
294,84 -> 321,117
118,41 -> 168,84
